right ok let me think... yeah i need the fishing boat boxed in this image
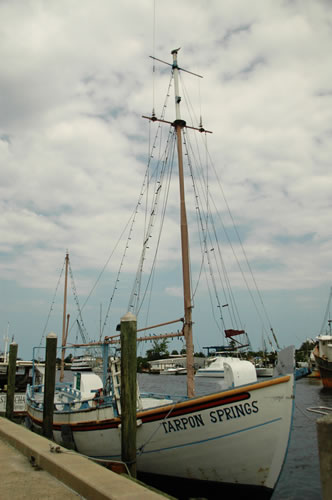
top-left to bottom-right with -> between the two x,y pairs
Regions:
26,49 -> 295,499
313,332 -> 332,388
313,288 -> 332,388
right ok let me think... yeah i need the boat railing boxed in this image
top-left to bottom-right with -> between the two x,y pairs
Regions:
53,394 -> 113,412
27,382 -> 115,413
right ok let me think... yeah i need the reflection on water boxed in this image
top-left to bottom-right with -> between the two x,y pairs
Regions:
138,373 -> 332,500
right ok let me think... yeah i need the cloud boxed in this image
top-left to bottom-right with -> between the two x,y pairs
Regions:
1,0 -> 332,357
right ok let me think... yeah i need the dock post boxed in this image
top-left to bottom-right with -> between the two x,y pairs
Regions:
120,312 -> 137,478
317,414 -> 332,500
5,342 -> 18,421
43,333 -> 57,439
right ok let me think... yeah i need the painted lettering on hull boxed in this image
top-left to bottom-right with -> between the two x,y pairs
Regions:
162,414 -> 205,434
210,401 -> 259,422
161,401 -> 259,434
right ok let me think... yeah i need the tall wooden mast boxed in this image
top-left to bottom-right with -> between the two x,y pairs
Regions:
171,49 -> 195,398
143,50 -> 211,397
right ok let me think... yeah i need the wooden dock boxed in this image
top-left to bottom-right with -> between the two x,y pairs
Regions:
0,417 -> 170,500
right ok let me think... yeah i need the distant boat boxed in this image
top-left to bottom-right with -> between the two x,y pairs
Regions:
313,288 -> 332,388
308,350 -> 320,378
196,344 -> 248,378
196,355 -> 231,378
255,366 -> 274,378
313,334 -> 332,388
295,364 -> 310,380
70,355 -> 95,372
160,367 -> 187,375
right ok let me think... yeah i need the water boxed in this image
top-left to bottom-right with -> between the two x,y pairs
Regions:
138,373 -> 332,499
273,377 -> 332,500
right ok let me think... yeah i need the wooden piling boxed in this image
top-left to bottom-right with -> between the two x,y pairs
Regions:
5,342 -> 18,421
317,414 -> 332,500
120,312 -> 137,478
43,333 -> 57,439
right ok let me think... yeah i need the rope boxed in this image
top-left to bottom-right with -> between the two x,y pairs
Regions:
137,401 -> 181,456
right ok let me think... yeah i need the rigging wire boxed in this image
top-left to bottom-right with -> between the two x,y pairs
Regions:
151,0 -> 156,116
100,73 -> 174,334
39,256 -> 66,348
67,210 -> 138,339
134,130 -> 176,317
205,145 -> 276,344
68,259 -> 89,343
179,71 -> 275,345
180,77 -> 265,349
183,129 -> 228,333
127,75 -> 174,313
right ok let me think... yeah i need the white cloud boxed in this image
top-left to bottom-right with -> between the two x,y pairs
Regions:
1,0 -> 332,357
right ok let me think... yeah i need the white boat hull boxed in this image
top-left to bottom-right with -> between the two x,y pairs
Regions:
26,374 -> 294,496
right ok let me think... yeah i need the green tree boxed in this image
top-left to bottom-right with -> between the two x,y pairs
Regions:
146,339 -> 170,361
137,356 -> 150,372
295,340 -> 315,362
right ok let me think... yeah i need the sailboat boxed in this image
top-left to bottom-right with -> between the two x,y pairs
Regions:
26,49 -> 295,499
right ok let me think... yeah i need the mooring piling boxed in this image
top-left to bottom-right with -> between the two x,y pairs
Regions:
43,333 -> 57,439
5,342 -> 18,421
317,414 -> 332,500
120,312 -> 137,478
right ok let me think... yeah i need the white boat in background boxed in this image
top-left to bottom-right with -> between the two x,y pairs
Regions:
196,344 -> 248,378
70,354 -> 96,372
255,366 -> 274,377
26,49 -> 295,498
160,367 -> 187,375
196,355 -> 230,378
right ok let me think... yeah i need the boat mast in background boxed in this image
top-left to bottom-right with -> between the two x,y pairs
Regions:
60,252 -> 69,382
3,323 -> 10,363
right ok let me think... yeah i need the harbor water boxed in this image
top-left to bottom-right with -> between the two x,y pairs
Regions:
138,373 -> 332,500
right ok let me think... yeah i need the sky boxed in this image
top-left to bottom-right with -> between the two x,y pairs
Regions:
1,0 -> 332,360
